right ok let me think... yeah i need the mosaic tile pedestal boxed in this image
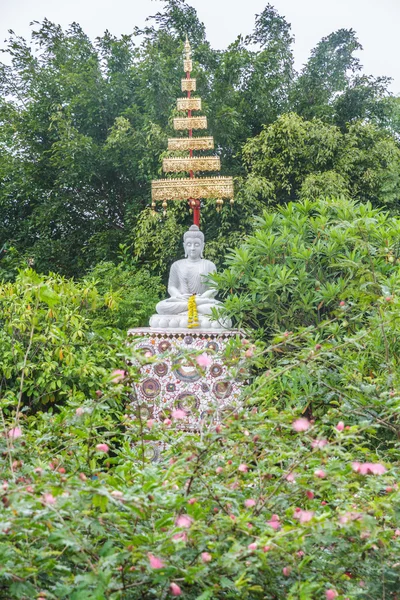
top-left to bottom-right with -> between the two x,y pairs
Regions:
128,328 -> 244,431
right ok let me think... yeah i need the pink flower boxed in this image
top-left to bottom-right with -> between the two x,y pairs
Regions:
286,472 -> 296,482
172,532 -> 187,542
238,463 -> 248,472
339,512 -> 362,524
294,509 -> 314,523
248,542 -> 257,551
201,552 -> 212,563
263,545 -> 271,552
175,514 -> 193,528
267,514 -> 281,530
326,590 -> 338,600
111,369 -> 126,383
245,347 -> 254,358
306,490 -> 314,499
163,418 -> 172,426
314,469 -> 326,478
196,353 -> 212,368
172,409 -> 187,420
95,443 -> 109,453
311,439 -> 328,449
336,421 -> 345,432
282,566 -> 291,576
394,529 -> 400,537
42,493 -> 56,505
216,466 -> 224,474
169,582 -> 182,596
111,490 -> 123,498
188,497 -> 197,505
34,467 -> 43,475
75,407 -> 84,416
8,427 -> 22,439
148,554 -> 164,569
244,498 -> 256,508
352,462 -> 386,475
292,418 -> 311,432
147,419 -> 154,429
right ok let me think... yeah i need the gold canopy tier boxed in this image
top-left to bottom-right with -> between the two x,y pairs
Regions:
162,156 -> 221,173
152,177 -> 234,201
167,136 -> 214,151
181,78 -> 196,92
173,116 -> 207,130
177,98 -> 201,111
184,59 -> 192,72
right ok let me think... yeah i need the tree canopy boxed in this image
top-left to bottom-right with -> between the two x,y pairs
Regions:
1,1 -> 398,277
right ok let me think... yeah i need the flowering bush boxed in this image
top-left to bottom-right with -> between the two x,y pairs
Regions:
1,199 -> 400,597
0,351 -> 399,599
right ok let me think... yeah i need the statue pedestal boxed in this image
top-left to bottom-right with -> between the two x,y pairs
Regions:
128,328 -> 244,432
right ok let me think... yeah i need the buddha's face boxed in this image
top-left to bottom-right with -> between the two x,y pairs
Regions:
184,236 -> 203,261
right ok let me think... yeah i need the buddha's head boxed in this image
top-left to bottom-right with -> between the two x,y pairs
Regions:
183,225 -> 204,261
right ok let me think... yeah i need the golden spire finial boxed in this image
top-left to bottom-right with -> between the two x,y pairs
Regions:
184,35 -> 191,60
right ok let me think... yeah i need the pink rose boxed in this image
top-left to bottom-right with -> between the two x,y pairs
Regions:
336,421 -> 344,432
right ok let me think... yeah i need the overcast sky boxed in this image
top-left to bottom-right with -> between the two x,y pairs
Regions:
1,0 -> 399,94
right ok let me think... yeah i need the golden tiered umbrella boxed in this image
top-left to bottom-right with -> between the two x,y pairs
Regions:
151,37 -> 234,225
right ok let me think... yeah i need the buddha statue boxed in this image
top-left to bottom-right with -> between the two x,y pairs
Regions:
149,225 -> 231,329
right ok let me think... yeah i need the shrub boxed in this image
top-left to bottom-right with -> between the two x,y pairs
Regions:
0,356 -> 399,599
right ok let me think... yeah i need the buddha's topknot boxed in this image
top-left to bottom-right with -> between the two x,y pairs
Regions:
183,224 -> 204,243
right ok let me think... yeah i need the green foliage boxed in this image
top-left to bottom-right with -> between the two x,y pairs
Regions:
1,200 -> 400,597
0,349 -> 399,598
89,246 -> 165,330
213,197 -> 400,334
0,269 -> 124,411
0,1 -> 396,277
241,113 -> 400,207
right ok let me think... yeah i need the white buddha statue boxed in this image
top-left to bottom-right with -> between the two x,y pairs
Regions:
149,225 -> 231,329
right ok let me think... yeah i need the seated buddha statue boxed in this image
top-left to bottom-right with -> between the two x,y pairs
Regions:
149,225 -> 231,329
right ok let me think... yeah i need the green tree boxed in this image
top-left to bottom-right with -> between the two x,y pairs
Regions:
0,1 -> 396,277
240,112 -> 400,207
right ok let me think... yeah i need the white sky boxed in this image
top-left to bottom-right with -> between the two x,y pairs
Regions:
1,0 -> 399,94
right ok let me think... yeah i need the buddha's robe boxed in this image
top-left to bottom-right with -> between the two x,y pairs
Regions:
156,258 -> 219,315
